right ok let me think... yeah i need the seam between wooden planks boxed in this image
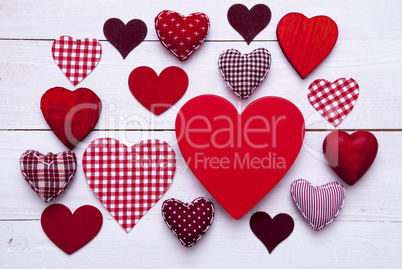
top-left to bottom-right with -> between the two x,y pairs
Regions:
1,129 -> 402,132
0,38 -> 277,42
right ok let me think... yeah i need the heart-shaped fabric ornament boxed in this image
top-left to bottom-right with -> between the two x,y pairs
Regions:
41,204 -> 103,254
308,78 -> 359,127
52,35 -> 102,85
290,179 -> 346,231
103,18 -> 147,59
218,48 -> 271,99
128,66 -> 188,115
155,10 -> 210,61
162,197 -> 214,247
175,95 -> 305,219
19,150 -> 77,202
323,130 -> 378,186
227,4 -> 272,44
41,87 -> 102,150
250,212 -> 294,253
83,138 -> 176,232
277,13 -> 338,79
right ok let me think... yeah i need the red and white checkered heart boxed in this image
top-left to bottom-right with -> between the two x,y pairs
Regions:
83,138 -> 176,233
218,48 -> 271,99
19,150 -> 77,202
52,35 -> 102,86
308,78 -> 359,127
155,10 -> 210,61
290,179 -> 346,231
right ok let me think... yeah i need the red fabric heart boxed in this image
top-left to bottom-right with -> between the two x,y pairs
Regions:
41,204 -> 103,254
290,179 -> 346,231
155,10 -> 210,61
19,150 -> 77,202
250,212 -> 294,253
83,138 -> 176,232
162,197 -> 214,247
40,87 -> 102,150
323,130 -> 378,186
175,95 -> 305,219
52,35 -> 102,85
128,66 -> 188,115
277,13 -> 338,79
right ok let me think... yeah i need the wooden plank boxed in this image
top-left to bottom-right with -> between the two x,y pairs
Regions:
1,39 -> 401,130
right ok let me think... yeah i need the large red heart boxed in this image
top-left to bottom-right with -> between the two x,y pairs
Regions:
41,204 -> 103,254
128,66 -> 188,115
40,87 -> 102,150
83,138 -> 176,232
323,130 -> 378,186
155,10 -> 210,61
175,95 -> 305,219
277,13 -> 338,79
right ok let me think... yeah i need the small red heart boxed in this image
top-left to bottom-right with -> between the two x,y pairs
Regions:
162,197 -> 214,247
40,87 -> 102,149
175,95 -> 305,219
155,10 -> 210,61
41,204 -> 103,254
277,13 -> 338,79
323,130 -> 378,186
128,66 -> 188,115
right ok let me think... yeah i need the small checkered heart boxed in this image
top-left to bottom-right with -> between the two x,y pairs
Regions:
308,78 -> 360,127
83,138 -> 176,233
290,179 -> 346,231
19,150 -> 77,202
155,10 -> 210,61
162,197 -> 214,247
218,48 -> 271,99
52,35 -> 102,86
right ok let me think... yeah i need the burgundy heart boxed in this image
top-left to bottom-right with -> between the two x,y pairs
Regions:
103,18 -> 147,59
162,197 -> 214,247
250,212 -> 294,253
227,4 -> 272,44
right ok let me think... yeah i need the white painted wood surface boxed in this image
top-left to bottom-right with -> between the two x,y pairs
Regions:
1,0 -> 402,268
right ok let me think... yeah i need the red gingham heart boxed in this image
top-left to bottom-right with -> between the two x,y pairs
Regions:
19,150 -> 77,202
290,179 -> 346,231
52,35 -> 102,86
308,78 -> 360,127
155,10 -> 210,61
83,138 -> 176,233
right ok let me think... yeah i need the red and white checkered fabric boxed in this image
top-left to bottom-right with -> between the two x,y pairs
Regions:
290,179 -> 346,231
218,48 -> 271,99
83,138 -> 176,233
19,150 -> 77,202
52,35 -> 102,86
308,78 -> 360,127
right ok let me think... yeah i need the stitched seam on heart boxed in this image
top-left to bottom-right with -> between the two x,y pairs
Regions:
290,179 -> 345,231
162,197 -> 214,247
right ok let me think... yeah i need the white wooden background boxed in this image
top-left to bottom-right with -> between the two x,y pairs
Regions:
1,0 -> 402,268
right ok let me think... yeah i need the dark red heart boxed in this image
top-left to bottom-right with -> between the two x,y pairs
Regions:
175,95 -> 305,219
40,87 -> 102,149
323,130 -> 378,186
250,212 -> 294,253
41,204 -> 103,254
103,18 -> 147,59
227,4 -> 271,44
277,13 -> 338,79
128,66 -> 188,115
162,197 -> 214,247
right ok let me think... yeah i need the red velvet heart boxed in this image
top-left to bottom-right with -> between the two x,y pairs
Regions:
40,87 -> 102,149
323,130 -> 378,185
128,66 -> 188,115
41,204 -> 103,254
175,95 -> 305,219
277,13 -> 338,79
155,10 -> 210,61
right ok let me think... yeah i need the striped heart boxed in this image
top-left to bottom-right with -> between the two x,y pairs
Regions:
290,179 -> 346,231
